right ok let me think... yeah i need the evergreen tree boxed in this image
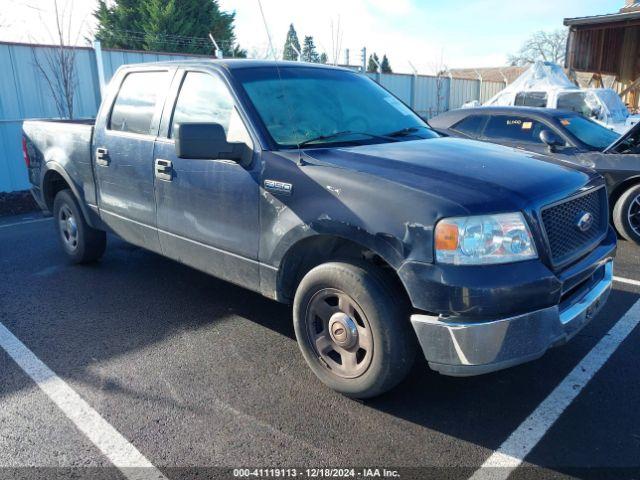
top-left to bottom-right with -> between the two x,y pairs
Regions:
94,0 -> 245,56
301,36 -> 320,63
94,0 -> 145,50
380,54 -> 392,73
319,52 -> 328,64
367,53 -> 380,73
282,23 -> 300,61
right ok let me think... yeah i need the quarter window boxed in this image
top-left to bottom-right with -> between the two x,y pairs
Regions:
483,116 -> 549,144
109,71 -> 169,135
170,72 -> 235,137
452,115 -> 485,138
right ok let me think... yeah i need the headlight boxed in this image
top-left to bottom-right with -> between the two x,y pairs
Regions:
435,212 -> 537,265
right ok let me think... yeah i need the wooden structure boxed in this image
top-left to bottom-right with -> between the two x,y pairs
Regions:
564,1 -> 640,107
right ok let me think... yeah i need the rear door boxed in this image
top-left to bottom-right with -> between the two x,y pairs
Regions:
152,68 -> 261,290
93,68 -> 173,252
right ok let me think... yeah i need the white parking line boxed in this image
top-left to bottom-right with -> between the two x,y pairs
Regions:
0,217 -> 51,229
613,276 -> 640,287
469,298 -> 640,480
0,322 -> 168,480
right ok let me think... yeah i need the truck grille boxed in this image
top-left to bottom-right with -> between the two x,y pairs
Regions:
541,187 -> 608,266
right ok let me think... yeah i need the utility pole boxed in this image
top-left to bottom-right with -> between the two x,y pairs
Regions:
360,47 -> 367,73
345,48 -> 349,67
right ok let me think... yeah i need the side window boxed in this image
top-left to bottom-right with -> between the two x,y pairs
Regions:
514,92 -> 548,108
109,71 -> 169,135
452,115 -> 485,138
170,72 -> 235,138
483,116 -> 549,144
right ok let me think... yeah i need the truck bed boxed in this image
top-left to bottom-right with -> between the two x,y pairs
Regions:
23,118 -> 97,210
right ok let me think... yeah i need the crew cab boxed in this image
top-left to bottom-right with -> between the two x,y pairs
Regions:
22,60 -> 615,398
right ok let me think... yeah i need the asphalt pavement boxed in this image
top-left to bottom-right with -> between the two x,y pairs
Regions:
0,213 -> 638,480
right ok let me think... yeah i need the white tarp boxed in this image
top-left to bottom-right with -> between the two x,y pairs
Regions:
485,61 -> 576,106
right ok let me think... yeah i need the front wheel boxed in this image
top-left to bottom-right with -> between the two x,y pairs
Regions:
53,189 -> 106,263
613,184 -> 640,244
293,261 -> 416,398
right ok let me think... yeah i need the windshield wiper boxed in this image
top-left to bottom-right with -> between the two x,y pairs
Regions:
384,125 -> 429,137
298,130 -> 398,148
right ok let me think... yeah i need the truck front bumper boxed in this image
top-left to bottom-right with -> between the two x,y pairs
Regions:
410,260 -> 613,376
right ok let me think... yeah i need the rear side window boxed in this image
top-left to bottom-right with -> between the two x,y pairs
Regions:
109,71 -> 170,135
170,72 -> 234,137
514,92 -> 548,108
452,115 -> 485,138
483,116 -> 548,144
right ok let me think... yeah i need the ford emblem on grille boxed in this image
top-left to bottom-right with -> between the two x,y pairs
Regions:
576,211 -> 594,232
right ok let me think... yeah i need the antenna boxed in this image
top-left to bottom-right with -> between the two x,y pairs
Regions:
372,55 -> 381,73
257,0 -> 277,60
291,44 -> 302,62
255,0 -> 303,163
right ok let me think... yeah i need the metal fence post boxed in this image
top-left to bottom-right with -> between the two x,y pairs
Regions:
93,41 -> 106,99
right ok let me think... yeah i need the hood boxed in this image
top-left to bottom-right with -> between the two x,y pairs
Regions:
304,137 -> 597,214
604,121 -> 640,153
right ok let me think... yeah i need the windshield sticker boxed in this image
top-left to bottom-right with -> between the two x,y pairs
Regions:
522,121 -> 532,130
561,119 -> 571,126
507,119 -> 521,126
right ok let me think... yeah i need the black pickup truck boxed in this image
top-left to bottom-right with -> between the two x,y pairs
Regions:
22,60 -> 615,398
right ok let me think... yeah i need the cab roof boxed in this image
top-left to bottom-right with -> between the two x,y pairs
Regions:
118,59 -> 351,72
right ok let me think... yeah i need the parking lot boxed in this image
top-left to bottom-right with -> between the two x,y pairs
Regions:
1,213 -> 639,480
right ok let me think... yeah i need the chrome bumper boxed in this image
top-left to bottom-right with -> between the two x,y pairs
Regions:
410,261 -> 613,376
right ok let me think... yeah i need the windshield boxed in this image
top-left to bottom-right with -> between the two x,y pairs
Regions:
559,115 -> 620,151
235,66 -> 437,148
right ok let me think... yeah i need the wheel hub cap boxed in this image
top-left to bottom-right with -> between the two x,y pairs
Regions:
328,312 -> 358,349
67,217 -> 77,237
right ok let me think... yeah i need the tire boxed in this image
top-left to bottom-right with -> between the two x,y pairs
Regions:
293,261 -> 416,399
53,189 -> 106,263
613,184 -> 640,244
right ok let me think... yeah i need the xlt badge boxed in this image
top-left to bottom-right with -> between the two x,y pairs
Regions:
264,179 -> 293,196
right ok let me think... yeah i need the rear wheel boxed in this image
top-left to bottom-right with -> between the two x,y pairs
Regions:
613,184 -> 640,244
53,189 -> 106,263
293,261 -> 416,398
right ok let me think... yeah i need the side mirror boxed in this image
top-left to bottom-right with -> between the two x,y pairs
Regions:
174,122 -> 250,166
539,129 -> 563,153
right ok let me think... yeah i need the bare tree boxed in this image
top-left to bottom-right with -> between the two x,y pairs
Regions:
508,29 -> 568,67
31,0 -> 83,119
431,51 -> 449,116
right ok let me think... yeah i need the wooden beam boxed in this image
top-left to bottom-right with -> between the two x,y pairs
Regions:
621,75 -> 640,96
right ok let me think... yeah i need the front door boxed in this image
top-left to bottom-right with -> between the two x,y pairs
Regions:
481,115 -> 552,153
153,70 -> 261,290
93,69 -> 173,252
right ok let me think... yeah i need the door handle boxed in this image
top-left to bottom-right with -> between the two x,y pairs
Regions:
95,147 -> 110,166
155,158 -> 173,181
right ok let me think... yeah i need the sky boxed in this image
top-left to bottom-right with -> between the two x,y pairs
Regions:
0,0 -> 619,74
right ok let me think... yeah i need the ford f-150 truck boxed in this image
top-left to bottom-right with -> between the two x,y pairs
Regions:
22,60 -> 616,398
